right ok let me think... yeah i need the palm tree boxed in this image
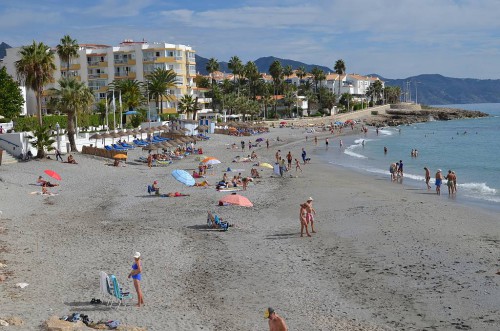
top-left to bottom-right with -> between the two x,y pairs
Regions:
205,58 -> 219,110
371,80 -> 384,104
283,65 -> 293,79
110,79 -> 144,126
146,68 -> 177,117
296,66 -> 307,84
15,41 -> 56,126
178,94 -> 200,120
228,56 -> 243,95
28,125 -> 56,158
244,61 -> 260,100
49,77 -> 94,151
56,35 -> 79,77
334,59 -> 346,98
269,60 -> 284,116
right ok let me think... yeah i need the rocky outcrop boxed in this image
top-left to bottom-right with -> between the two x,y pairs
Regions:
364,104 -> 488,127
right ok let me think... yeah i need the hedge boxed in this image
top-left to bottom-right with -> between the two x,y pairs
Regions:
14,113 -> 119,131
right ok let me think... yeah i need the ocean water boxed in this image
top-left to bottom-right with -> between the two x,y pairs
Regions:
314,103 -> 500,211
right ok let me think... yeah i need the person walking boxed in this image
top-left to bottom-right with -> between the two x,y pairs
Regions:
266,139 -> 269,149
264,307 -> 288,331
295,159 -> 302,172
128,252 -> 144,307
55,148 -> 63,162
301,148 -> 307,164
424,167 -> 431,190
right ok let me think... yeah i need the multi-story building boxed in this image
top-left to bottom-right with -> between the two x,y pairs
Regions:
3,40 -> 210,119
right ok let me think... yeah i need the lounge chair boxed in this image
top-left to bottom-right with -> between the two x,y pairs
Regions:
120,142 -> 135,149
207,211 -> 230,231
112,144 -> 127,151
99,271 -> 115,306
109,274 -> 132,307
104,145 -> 114,150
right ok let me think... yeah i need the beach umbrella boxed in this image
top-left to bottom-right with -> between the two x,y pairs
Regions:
171,169 -> 195,186
44,169 -> 61,181
202,156 -> 219,163
219,193 -> 253,207
256,138 -> 264,142
113,153 -> 127,159
124,110 -> 139,115
280,121 -> 287,125
89,133 -> 103,147
259,162 -> 274,169
202,157 -> 221,166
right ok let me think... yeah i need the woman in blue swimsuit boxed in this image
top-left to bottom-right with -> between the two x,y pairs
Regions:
128,252 -> 144,307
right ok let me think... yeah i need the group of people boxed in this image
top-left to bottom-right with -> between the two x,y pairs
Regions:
299,197 -> 316,237
217,172 -> 254,190
389,160 -> 404,181
432,169 -> 457,195
37,176 -> 59,195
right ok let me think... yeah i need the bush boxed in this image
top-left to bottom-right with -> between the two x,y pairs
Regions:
371,111 -> 379,115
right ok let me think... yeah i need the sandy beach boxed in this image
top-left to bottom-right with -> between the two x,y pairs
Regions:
0,119 -> 499,330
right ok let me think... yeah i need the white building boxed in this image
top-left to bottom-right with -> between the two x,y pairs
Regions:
2,40 -> 211,120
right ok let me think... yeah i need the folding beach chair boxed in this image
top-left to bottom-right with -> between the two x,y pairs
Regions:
109,274 -> 132,307
207,211 -> 230,231
99,271 -> 115,306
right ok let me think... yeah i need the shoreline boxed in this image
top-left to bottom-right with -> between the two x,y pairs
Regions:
0,123 -> 499,330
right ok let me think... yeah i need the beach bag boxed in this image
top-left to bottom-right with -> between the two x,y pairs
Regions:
106,320 -> 120,329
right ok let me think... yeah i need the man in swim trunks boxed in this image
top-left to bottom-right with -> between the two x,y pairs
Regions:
435,169 -> 443,195
286,152 -> 292,170
305,197 -> 316,233
265,307 -> 288,331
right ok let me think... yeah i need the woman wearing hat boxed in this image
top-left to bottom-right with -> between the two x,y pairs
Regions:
128,252 -> 144,307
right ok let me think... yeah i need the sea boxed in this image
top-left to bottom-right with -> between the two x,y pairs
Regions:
314,103 -> 500,212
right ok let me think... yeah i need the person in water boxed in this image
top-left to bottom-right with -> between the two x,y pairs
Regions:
128,252 -> 144,307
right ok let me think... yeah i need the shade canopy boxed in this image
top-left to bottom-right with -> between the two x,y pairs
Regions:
44,169 -> 61,181
219,194 -> 253,207
172,169 -> 195,186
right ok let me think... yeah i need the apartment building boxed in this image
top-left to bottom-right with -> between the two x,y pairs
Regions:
3,40 -> 209,118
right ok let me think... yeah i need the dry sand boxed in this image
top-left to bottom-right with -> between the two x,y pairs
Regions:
0,121 -> 499,330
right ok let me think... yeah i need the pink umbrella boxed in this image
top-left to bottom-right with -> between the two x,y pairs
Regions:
44,169 -> 61,181
219,194 -> 253,207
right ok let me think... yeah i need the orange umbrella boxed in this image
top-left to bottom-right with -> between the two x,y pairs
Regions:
202,157 -> 219,163
219,194 -> 253,207
113,154 -> 127,159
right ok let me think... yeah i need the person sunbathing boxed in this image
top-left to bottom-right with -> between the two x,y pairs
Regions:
164,192 -> 189,197
36,176 -> 58,187
193,170 -> 204,179
194,180 -> 210,187
66,154 -> 78,164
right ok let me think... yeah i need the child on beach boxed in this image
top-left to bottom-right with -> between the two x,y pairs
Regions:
295,159 -> 302,172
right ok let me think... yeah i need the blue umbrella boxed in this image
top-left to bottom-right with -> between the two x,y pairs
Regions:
171,169 -> 195,186
124,110 -> 139,115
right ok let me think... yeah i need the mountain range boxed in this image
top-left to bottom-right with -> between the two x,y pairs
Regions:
1,41 -> 498,105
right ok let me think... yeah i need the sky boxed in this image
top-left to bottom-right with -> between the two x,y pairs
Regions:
2,0 -> 500,79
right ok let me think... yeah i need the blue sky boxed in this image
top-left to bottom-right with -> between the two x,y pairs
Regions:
2,0 -> 500,79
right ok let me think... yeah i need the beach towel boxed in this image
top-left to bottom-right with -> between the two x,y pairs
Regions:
217,187 -> 242,192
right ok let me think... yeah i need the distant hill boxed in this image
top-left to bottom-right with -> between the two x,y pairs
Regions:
0,42 -> 11,59
378,74 -> 500,105
196,55 -> 332,76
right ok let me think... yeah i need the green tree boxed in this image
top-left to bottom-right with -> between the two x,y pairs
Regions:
296,66 -> 307,84
56,35 -> 79,77
0,67 -> 24,119
334,59 -> 346,97
205,58 -> 219,110
178,94 -> 200,120
368,80 -> 384,104
228,56 -> 243,95
15,41 -> 56,126
28,125 -> 56,158
384,86 -> 401,104
244,61 -> 260,100
283,65 -> 293,79
304,90 -> 318,116
146,68 -> 177,117
269,60 -> 284,116
49,77 -> 94,151
319,87 -> 336,113
339,92 -> 354,112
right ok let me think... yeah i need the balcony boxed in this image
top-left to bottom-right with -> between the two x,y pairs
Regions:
127,59 -> 136,65
197,97 -> 212,104
127,72 -> 136,79
98,61 -> 108,68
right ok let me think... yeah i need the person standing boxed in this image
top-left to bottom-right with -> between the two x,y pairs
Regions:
300,203 -> 311,237
452,171 -> 457,193
445,170 -> 456,195
286,151 -> 293,170
266,139 -> 269,149
264,307 -> 288,331
314,136 -> 318,145
241,140 -> 245,151
424,167 -> 431,190
275,150 -> 281,163
397,160 -> 404,177
147,154 -> 153,169
339,140 -> 343,148
128,252 -> 144,307
305,197 -> 316,233
279,157 -> 286,177
325,137 -> 329,148
301,148 -> 307,164
435,169 -> 443,195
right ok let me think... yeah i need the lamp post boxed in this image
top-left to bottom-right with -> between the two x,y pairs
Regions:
55,122 -> 61,152
415,81 -> 421,104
